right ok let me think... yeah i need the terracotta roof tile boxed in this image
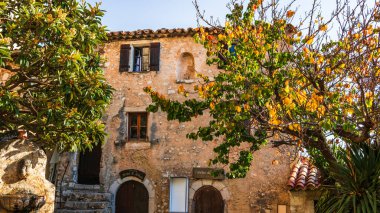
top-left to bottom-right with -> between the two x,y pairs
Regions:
107,27 -> 220,41
287,157 -> 321,190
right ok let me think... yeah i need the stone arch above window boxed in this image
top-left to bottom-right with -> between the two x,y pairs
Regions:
176,52 -> 196,83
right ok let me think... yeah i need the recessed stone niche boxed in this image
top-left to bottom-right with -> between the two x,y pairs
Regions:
176,52 -> 196,83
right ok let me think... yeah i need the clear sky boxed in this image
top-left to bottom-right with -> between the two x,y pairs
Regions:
86,0 -> 231,31
86,0 -> 376,32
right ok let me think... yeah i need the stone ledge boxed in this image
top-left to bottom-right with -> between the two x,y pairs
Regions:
176,79 -> 196,84
68,183 -> 101,190
124,142 -> 151,150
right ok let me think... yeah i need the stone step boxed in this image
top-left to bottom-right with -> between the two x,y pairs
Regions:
67,183 -> 102,191
56,208 -> 111,213
64,201 -> 110,210
63,191 -> 112,202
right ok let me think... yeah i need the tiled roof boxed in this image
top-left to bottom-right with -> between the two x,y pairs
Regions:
107,27 -> 220,41
287,157 -> 321,190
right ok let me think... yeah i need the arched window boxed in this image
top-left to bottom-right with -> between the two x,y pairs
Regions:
176,52 -> 196,82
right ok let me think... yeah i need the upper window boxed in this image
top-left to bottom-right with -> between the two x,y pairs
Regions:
119,43 -> 160,72
133,46 -> 150,72
128,112 -> 148,141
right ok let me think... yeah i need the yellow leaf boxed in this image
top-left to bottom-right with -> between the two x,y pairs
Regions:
244,104 -> 250,111
269,108 -> 276,117
218,34 -> 225,40
305,36 -> 314,45
235,106 -> 242,113
210,102 -> 215,110
326,67 -> 331,75
283,97 -> 292,105
289,123 -> 301,131
319,24 -> 328,31
284,80 -> 290,93
178,85 -> 185,93
286,10 -> 295,18
345,108 -> 354,115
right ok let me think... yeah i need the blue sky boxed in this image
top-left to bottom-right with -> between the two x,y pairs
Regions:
86,0 -> 376,32
86,0 -> 231,31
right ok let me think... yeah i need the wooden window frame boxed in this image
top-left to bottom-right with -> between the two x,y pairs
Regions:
133,46 -> 150,72
128,112 -> 148,142
119,43 -> 160,72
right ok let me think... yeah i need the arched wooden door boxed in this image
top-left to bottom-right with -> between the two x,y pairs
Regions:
116,180 -> 149,213
194,185 -> 224,213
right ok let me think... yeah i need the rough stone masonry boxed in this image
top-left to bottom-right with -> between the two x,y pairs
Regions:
55,28 -> 302,213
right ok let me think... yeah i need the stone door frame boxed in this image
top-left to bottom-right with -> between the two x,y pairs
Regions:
189,180 -> 230,213
109,175 -> 155,213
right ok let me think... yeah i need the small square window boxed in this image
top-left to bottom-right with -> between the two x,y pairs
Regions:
128,112 -> 148,141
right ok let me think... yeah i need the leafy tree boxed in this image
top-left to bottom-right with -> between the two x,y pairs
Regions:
145,0 -> 380,178
0,0 -> 112,151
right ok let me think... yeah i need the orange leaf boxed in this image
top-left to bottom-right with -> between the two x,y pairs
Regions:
286,10 -> 295,18
319,24 -> 327,31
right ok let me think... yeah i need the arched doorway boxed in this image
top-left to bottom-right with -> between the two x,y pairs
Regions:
77,143 -> 101,184
194,185 -> 224,213
116,180 -> 149,213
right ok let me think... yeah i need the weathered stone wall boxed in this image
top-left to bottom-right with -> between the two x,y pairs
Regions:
56,36 -> 297,213
100,37 -> 296,212
0,139 -> 55,213
289,191 -> 319,213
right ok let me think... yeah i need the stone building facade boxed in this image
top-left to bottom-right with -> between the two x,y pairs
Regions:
54,28 -> 317,213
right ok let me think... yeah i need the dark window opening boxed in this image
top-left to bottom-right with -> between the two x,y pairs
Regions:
128,112 -> 148,141
78,143 -> 102,185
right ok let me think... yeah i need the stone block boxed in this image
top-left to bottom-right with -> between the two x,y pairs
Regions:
190,181 -> 203,191
212,181 -> 226,191
220,188 -> 231,200
202,179 -> 212,186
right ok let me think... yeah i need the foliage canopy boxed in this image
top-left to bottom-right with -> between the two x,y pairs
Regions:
145,0 -> 380,178
0,0 -> 112,151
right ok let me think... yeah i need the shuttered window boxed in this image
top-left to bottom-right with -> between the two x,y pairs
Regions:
150,42 -> 160,71
119,44 -> 131,72
119,43 -> 160,72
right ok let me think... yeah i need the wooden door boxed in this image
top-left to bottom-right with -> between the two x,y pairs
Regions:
77,143 -> 101,184
194,186 -> 224,213
116,180 -> 149,213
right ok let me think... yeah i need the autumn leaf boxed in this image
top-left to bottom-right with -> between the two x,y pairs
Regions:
178,85 -> 185,93
326,67 -> 331,75
235,106 -> 242,113
289,123 -> 301,131
319,24 -> 328,31
283,97 -> 292,105
305,36 -> 314,45
210,102 -> 215,110
286,10 -> 295,18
